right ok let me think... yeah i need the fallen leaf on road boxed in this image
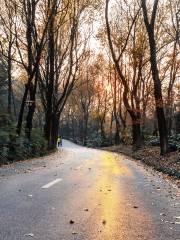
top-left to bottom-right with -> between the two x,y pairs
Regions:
102,220 -> 106,225
24,233 -> 34,237
160,213 -> 166,216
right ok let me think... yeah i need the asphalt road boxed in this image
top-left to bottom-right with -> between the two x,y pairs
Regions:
0,140 -> 179,240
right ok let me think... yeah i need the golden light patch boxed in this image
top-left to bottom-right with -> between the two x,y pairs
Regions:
101,152 -> 132,176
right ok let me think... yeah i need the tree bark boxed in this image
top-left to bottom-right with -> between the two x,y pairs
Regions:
44,0 -> 56,148
132,118 -> 142,150
142,0 -> 169,155
51,113 -> 60,149
7,42 -> 12,115
25,70 -> 38,139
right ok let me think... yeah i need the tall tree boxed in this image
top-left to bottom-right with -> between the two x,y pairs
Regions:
141,0 -> 169,155
105,0 -> 144,149
0,0 -> 16,115
15,0 -> 56,137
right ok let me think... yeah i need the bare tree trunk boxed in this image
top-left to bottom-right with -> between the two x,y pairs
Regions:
25,70 -> 38,139
142,0 -> 169,155
149,35 -> 169,154
82,112 -> 88,146
17,85 -> 29,135
166,40 -> 178,136
109,112 -> 113,145
51,113 -> 60,149
114,120 -> 120,145
44,0 -> 56,148
114,69 -> 120,145
7,42 -> 12,115
132,118 -> 142,150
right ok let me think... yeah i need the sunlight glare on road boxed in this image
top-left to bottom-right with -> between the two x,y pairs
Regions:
93,152 -> 133,239
101,152 -> 132,176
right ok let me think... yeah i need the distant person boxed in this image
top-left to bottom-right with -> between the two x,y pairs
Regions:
57,136 -> 62,147
60,137 -> 62,146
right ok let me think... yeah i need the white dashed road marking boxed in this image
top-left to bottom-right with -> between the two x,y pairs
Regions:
42,178 -> 62,189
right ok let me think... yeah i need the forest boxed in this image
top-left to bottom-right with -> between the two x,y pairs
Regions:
0,0 -> 180,164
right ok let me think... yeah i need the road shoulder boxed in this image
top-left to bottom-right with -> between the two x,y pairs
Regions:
101,144 -> 180,186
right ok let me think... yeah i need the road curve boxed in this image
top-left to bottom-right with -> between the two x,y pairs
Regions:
0,140 -> 179,240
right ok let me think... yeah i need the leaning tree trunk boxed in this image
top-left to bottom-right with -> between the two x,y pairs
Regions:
149,33 -> 169,155
142,0 -> 169,155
